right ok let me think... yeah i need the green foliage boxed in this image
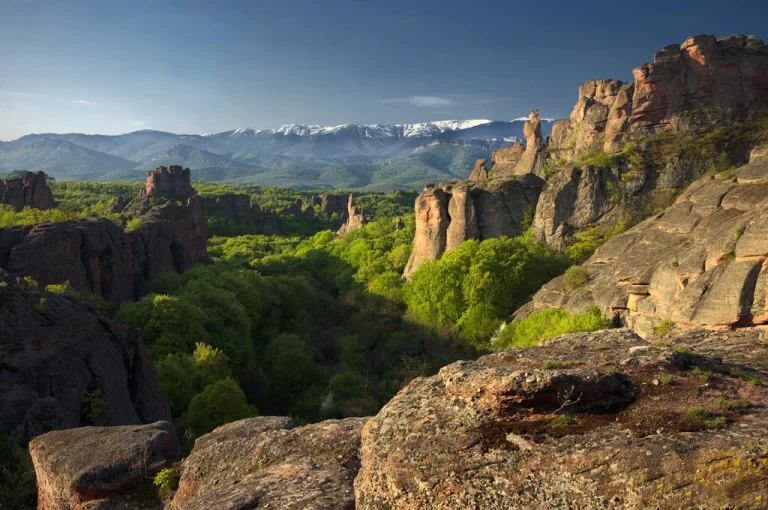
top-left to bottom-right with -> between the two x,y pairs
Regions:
659,375 -> 675,385
687,407 -> 710,420
493,307 -> 609,350
35,297 -> 47,315
126,217 -> 143,230
0,432 -> 36,509
573,147 -> 622,168
654,319 -> 674,336
182,378 -> 255,435
563,266 -> 588,290
671,256 -> 679,268
193,342 -> 230,382
45,281 -> 73,294
550,415 -> 578,428
405,232 -> 570,347
153,468 -> 179,499
565,217 -> 630,264
81,391 -> 106,424
542,360 -> 582,369
23,276 -> 38,288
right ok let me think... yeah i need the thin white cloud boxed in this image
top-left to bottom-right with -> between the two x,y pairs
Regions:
131,120 -> 146,128
6,90 -> 96,106
382,96 -> 456,107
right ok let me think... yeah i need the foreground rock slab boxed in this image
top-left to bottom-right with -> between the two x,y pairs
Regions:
355,329 -> 768,509
30,421 -> 179,510
171,416 -> 368,509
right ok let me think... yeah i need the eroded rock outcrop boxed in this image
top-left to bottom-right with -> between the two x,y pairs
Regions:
30,421 -> 179,510
403,175 -> 544,278
355,328 -> 768,508
0,275 -> 172,439
513,109 -> 547,176
140,165 -> 195,200
170,416 -> 367,509
522,152 -> 768,337
468,159 -> 488,181
489,143 -> 524,179
0,171 -> 55,211
337,194 -> 368,236
0,167 -> 209,309
550,35 -> 768,156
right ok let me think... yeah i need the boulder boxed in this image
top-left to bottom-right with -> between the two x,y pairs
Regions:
170,416 -> 367,510
30,421 -> 179,510
355,328 -> 768,508
0,275 -> 172,439
0,171 -> 55,211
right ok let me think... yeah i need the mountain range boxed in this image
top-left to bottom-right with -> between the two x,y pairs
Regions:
0,118 -> 554,189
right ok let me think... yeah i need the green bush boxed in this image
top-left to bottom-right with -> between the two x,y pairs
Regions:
126,217 -> 143,231
493,307 -> 609,349
153,467 -> 179,498
654,319 -> 674,336
81,391 -> 106,424
563,266 -> 588,290
182,378 -> 255,436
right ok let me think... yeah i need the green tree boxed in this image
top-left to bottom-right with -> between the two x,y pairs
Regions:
182,378 -> 255,436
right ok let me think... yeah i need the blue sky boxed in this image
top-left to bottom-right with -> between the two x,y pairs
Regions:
1,0 -> 766,140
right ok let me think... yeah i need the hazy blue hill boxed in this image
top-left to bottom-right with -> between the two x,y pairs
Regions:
138,144 -> 254,170
0,138 -> 137,177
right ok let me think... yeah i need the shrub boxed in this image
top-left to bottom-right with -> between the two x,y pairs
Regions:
153,467 -> 179,498
192,342 -> 230,382
563,266 -> 588,290
182,378 -> 255,436
23,276 -> 38,288
493,307 -> 609,349
81,392 -> 105,424
126,217 -> 143,231
654,319 -> 674,336
35,298 -> 47,315
45,281 -> 73,294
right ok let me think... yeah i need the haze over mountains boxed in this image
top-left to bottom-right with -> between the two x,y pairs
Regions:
0,118 -> 554,190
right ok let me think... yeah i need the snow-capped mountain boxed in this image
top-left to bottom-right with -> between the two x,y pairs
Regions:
1,117 -> 555,189
213,119 -> 531,140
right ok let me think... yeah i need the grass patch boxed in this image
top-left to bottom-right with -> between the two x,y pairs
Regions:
550,415 -> 578,429
692,366 -> 713,382
716,396 -> 751,414
543,360 -> 582,369
493,307 -> 609,349
659,375 -> 675,385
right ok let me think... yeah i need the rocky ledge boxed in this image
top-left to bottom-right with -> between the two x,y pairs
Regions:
355,328 -> 768,508
0,171 -> 56,211
522,148 -> 768,336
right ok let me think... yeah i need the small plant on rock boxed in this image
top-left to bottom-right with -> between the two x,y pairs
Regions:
154,467 -> 179,498
563,266 -> 588,290
550,415 -> 578,429
654,319 -> 674,336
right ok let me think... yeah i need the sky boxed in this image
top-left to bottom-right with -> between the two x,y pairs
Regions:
1,0 -> 766,140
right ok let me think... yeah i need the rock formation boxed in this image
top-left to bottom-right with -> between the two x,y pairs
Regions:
406,34 -> 768,271
513,108 -> 547,176
0,171 -> 55,211
140,165 -> 195,199
0,274 -> 172,439
403,175 -> 544,278
170,416 -> 367,509
0,165 -> 209,309
337,194 -> 368,236
489,143 -> 524,178
355,328 -> 768,508
30,421 -> 179,509
314,193 -> 349,220
521,150 -> 768,337
468,159 -> 488,181
550,35 -> 768,157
